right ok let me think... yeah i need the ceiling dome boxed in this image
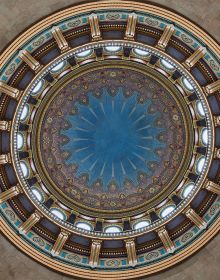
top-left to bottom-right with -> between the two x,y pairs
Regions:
35,65 -> 191,217
0,1 -> 219,279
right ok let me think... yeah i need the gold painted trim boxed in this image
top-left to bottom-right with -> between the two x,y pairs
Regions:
213,116 -> 220,127
0,184 -> 21,203
89,239 -> 102,267
19,50 -> 42,72
51,230 -> 70,256
0,120 -> 10,131
1,216 -> 219,279
125,238 -> 137,266
125,13 -> 137,40
51,26 -> 70,52
205,180 -> 220,196
183,46 -> 206,69
156,24 -> 175,50
1,1 -> 219,69
157,227 -> 175,253
185,208 -> 207,230
89,14 -> 102,41
0,81 -> 21,100
0,154 -> 11,165
204,80 -> 220,95
19,211 -> 42,234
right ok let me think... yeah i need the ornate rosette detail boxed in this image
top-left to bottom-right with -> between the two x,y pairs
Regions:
0,1 -> 219,279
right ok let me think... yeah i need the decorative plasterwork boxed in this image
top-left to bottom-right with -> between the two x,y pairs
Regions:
0,1 -> 219,279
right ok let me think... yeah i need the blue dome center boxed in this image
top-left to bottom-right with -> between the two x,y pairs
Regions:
93,105 -> 139,163
61,87 -> 165,190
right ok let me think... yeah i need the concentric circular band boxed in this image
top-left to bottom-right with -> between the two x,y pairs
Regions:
0,1 -> 219,279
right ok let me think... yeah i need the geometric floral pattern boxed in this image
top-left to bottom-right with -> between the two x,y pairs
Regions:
39,67 -> 188,212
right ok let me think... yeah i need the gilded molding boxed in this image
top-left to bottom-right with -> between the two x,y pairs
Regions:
89,14 -> 102,41
204,80 -> 220,95
213,116 -> 220,127
0,1 -> 219,278
51,26 -> 70,52
125,238 -> 137,266
19,211 -> 42,234
124,13 -> 137,40
157,227 -> 175,253
205,180 -> 220,196
0,120 -> 11,131
214,148 -> 220,159
0,153 -> 11,165
183,46 -> 206,69
51,230 -> 70,256
89,240 -> 102,267
0,81 -> 21,100
0,184 -> 21,203
19,50 -> 42,72
156,24 -> 175,50
0,217 -> 220,279
0,1 -> 219,69
185,208 -> 207,229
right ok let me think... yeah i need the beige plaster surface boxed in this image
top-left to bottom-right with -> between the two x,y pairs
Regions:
0,0 -> 219,279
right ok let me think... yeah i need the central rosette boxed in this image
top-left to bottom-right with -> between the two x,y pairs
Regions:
61,87 -> 165,190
